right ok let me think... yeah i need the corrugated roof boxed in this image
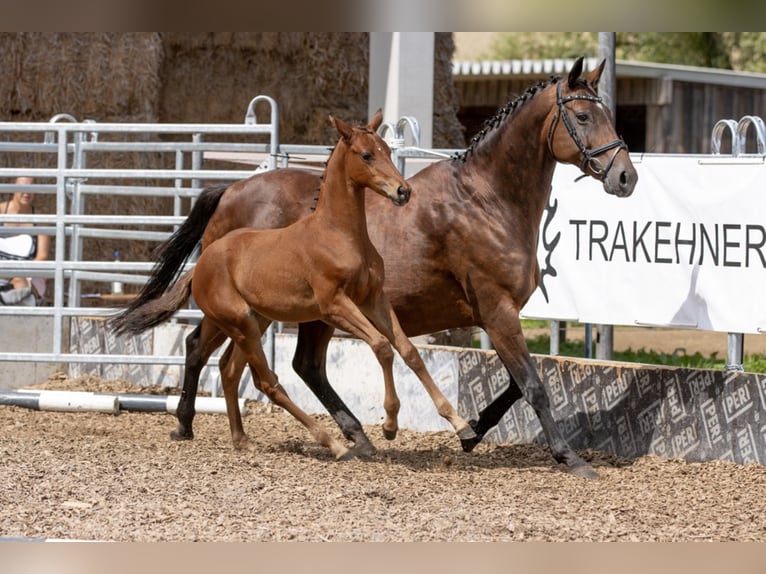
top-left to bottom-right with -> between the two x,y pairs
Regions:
452,58 -> 766,89
451,57 -> 596,79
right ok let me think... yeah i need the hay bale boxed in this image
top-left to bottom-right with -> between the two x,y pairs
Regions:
434,33 -> 466,148
0,33 -> 465,295
0,32 -> 162,123
159,32 -> 370,144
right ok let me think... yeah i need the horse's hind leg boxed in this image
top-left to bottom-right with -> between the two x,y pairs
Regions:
218,317 -> 272,450
171,320 -> 227,441
230,319 -> 351,460
219,341 -> 252,450
464,369 -> 523,445
293,321 -> 376,456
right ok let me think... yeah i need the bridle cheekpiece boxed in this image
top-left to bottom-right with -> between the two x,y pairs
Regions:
547,81 -> 627,182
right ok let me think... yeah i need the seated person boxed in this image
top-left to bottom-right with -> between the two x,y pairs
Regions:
0,176 -> 50,305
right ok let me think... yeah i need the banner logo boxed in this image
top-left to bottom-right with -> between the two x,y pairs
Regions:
538,196 -> 560,302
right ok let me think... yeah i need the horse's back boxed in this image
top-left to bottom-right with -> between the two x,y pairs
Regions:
202,168 -> 321,249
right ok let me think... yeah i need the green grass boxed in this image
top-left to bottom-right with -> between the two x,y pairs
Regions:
523,333 -> 766,374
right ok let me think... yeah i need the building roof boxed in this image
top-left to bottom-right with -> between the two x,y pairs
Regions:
452,58 -> 766,90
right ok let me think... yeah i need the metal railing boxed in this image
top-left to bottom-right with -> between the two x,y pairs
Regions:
0,97 -> 287,370
710,115 -> 766,371
0,106 -> 448,382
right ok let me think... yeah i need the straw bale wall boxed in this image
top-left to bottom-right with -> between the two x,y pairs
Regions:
0,33 -> 464,296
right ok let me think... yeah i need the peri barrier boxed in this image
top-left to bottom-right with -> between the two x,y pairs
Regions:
266,332 -> 766,466
36,319 -> 765,466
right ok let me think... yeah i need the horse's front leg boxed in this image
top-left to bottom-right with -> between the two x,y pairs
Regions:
323,297 -> 401,440
479,304 -> 598,479
369,297 -> 477,447
464,370 -> 524,443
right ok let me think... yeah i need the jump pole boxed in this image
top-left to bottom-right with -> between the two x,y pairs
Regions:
0,390 -> 246,416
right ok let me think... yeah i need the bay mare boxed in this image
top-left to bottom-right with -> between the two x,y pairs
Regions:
113,58 -> 637,478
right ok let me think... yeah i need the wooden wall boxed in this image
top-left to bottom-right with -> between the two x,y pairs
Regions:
455,75 -> 766,154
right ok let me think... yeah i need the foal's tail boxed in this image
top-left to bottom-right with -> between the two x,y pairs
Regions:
111,269 -> 195,335
110,182 -> 228,335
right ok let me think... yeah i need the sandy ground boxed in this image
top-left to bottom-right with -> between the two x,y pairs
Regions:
1,374 -> 765,542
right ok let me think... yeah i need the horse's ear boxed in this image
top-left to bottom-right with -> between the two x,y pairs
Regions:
567,56 -> 585,88
368,108 -> 384,132
586,59 -> 606,92
330,114 -> 353,142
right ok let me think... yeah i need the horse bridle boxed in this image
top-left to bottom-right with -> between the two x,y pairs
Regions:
547,81 -> 627,182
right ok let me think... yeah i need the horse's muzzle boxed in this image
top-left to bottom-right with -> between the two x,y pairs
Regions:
392,185 -> 411,206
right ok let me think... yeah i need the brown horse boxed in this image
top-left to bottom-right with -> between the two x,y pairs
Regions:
113,58 -> 637,478
129,111 -> 476,460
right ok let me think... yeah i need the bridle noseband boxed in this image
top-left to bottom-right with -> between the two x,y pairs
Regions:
547,81 -> 627,182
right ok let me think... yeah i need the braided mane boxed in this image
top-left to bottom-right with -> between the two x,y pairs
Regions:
452,76 -> 563,163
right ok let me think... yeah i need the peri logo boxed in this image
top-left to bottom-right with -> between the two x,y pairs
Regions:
538,195 -> 560,303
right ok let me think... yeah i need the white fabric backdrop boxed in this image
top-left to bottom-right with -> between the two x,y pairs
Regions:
522,155 -> 766,334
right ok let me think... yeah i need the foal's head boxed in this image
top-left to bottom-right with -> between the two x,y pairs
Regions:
329,110 -> 411,206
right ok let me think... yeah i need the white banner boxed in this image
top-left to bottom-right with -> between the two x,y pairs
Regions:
522,154 -> 766,334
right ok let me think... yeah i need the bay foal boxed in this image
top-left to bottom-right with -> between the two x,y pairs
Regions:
158,111 -> 476,459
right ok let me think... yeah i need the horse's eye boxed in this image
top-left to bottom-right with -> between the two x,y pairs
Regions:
576,112 -> 589,123
361,151 -> 374,161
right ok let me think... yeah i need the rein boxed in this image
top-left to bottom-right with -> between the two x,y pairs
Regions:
547,81 -> 627,182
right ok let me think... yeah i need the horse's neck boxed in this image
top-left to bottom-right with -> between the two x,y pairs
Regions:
313,157 -> 370,241
465,95 -> 557,223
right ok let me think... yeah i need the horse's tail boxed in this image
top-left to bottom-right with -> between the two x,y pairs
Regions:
110,182 -> 228,333
110,269 -> 195,335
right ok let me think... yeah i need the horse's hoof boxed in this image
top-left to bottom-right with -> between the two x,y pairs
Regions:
382,427 -> 398,441
232,436 -> 254,451
169,428 -> 193,441
352,441 -> 377,457
338,444 -> 375,461
569,462 -> 600,480
459,435 -> 483,453
336,448 -> 356,461
458,425 -> 481,452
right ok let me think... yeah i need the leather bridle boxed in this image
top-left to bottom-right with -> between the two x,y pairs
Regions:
547,81 -> 628,182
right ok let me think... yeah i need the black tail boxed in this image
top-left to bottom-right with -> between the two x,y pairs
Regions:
110,183 -> 229,335
112,270 -> 195,335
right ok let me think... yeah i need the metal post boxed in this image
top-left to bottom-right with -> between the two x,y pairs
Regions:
480,329 -> 492,350
726,333 -> 744,372
52,128 -> 68,355
68,133 -> 84,306
174,149 -> 185,230
596,32 -> 617,361
549,320 -> 560,355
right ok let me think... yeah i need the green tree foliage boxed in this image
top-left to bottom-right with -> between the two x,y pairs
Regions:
487,32 -> 600,60
486,32 -> 766,73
